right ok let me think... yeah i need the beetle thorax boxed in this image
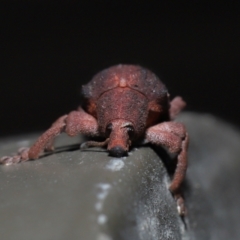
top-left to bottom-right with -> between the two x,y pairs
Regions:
97,87 -> 149,137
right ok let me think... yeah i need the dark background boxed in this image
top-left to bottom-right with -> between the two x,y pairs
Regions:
0,1 -> 239,136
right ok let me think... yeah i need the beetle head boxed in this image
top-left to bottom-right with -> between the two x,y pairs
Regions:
106,119 -> 134,157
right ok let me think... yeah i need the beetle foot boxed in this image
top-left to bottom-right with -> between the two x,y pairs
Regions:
0,147 -> 30,165
80,142 -> 90,150
0,156 -> 21,165
44,140 -> 55,152
44,145 -> 55,152
174,193 -> 186,216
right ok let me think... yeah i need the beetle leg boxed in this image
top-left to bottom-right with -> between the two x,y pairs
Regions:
31,108 -> 99,158
0,115 -> 68,165
169,96 -> 186,120
145,121 -> 189,215
44,115 -> 69,152
64,108 -> 99,138
29,115 -> 69,158
1,107 -> 99,165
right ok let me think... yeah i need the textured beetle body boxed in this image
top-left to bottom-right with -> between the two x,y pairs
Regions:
83,65 -> 169,137
1,64 -> 189,215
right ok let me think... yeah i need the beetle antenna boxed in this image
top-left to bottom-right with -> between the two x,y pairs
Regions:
80,138 -> 110,150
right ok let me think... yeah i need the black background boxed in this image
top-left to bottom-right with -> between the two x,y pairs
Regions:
1,1 -> 240,136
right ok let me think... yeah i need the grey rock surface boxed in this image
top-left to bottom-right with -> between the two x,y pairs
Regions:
0,135 -> 185,240
178,113 -> 240,240
0,112 -> 240,240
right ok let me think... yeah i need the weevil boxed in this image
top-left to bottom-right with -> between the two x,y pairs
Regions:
1,64 -> 189,215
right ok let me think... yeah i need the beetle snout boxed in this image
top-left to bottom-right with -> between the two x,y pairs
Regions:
109,145 -> 127,157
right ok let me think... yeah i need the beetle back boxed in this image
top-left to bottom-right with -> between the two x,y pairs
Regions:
81,64 -> 170,134
82,64 -> 168,101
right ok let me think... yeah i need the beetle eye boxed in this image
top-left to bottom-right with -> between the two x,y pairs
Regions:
126,125 -> 134,138
106,123 -> 113,130
106,123 -> 113,136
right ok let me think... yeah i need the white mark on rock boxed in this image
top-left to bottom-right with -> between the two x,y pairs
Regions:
164,229 -> 174,239
95,183 -> 112,211
163,174 -> 171,190
106,158 -> 124,171
97,233 -> 112,240
96,183 -> 112,200
97,214 -> 108,225
138,216 -> 160,239
95,202 -> 102,211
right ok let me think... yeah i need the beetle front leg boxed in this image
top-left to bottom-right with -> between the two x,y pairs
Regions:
145,122 -> 189,215
45,108 -> 100,151
0,115 -> 68,165
169,96 -> 186,120
1,107 -> 99,165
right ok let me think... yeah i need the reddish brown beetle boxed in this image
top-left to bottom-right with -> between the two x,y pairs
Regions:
1,64 -> 188,215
